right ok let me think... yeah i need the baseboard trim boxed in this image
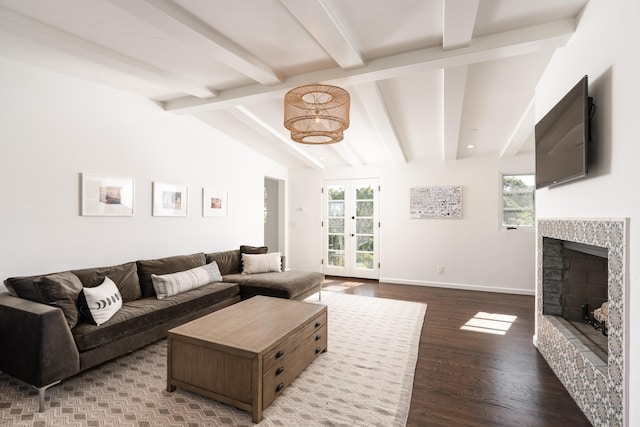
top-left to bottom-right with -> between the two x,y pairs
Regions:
379,277 -> 535,296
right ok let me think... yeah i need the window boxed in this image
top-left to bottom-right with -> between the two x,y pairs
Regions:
502,174 -> 534,228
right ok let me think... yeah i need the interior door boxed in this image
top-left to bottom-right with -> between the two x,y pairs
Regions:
322,179 -> 379,279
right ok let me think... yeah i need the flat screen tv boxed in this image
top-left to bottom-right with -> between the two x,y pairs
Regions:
535,75 -> 594,189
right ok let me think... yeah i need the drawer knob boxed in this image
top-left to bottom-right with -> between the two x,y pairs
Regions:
275,350 -> 285,359
315,334 -> 322,341
276,366 -> 285,376
315,322 -> 322,327
276,382 -> 285,393
315,347 -> 322,354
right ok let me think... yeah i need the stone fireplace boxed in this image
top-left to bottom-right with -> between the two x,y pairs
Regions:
536,218 -> 626,427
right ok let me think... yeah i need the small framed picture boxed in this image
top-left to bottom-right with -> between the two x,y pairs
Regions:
203,188 -> 227,217
81,173 -> 134,216
153,182 -> 188,216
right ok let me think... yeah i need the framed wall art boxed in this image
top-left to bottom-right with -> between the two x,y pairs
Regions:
409,185 -> 462,219
203,187 -> 227,217
81,173 -> 134,216
153,182 -> 188,217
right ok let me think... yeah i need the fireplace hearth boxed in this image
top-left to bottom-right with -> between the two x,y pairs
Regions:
536,218 -> 626,427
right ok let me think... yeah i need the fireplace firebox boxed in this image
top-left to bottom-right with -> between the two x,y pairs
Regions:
541,238 -> 609,361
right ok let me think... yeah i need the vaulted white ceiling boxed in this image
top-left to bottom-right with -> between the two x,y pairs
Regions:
0,0 -> 588,169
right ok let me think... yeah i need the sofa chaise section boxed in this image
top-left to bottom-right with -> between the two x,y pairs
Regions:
206,248 -> 323,301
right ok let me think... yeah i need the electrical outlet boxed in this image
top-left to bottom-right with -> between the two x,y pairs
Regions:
437,265 -> 445,274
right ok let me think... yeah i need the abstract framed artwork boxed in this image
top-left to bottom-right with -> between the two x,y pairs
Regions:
153,182 -> 188,217
81,173 -> 134,216
203,187 -> 227,217
409,185 -> 462,219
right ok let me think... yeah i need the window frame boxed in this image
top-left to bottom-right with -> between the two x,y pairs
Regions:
500,173 -> 535,231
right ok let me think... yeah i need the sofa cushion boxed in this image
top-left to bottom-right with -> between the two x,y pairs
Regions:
241,252 -> 282,274
224,270 -> 323,300
151,262 -> 222,299
72,282 -> 239,351
240,245 -> 268,255
205,249 -> 241,275
78,277 -> 123,326
34,271 -> 84,328
72,262 -> 141,303
136,253 -> 206,298
4,274 -> 48,302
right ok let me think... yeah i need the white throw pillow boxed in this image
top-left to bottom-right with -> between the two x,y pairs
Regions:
242,252 -> 282,274
151,261 -> 223,299
79,277 -> 123,326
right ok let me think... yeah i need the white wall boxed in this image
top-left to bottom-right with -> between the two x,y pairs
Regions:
0,57 -> 287,289
534,0 -> 639,424
289,154 -> 536,294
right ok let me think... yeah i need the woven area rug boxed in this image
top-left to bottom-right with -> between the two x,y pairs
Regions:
0,292 -> 426,426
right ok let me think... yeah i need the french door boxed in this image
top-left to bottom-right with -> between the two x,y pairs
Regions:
322,179 -> 379,279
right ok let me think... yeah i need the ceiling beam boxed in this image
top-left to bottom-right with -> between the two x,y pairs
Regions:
352,82 -> 407,165
233,106 -> 325,169
501,98 -> 535,157
166,18 -> 576,114
0,5 -> 215,98
107,0 -> 282,86
441,0 -> 477,161
443,0 -> 480,50
330,142 -> 363,168
442,65 -> 468,162
279,0 -> 364,70
234,105 -> 361,169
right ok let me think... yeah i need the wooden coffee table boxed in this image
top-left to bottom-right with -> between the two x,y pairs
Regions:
166,295 -> 328,423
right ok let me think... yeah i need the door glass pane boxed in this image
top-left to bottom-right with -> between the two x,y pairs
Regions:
356,218 -> 373,234
356,252 -> 374,269
328,235 -> 344,250
328,218 -> 344,234
356,236 -> 373,252
356,201 -> 373,217
329,186 -> 345,200
329,201 -> 345,217
328,251 -> 345,267
355,185 -> 374,200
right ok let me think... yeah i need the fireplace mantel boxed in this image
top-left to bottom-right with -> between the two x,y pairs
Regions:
536,218 -> 627,427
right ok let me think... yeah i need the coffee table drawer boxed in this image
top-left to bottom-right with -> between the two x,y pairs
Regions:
263,324 -> 327,407
263,311 -> 327,372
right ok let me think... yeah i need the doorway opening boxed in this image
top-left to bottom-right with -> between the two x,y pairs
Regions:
264,177 -> 284,253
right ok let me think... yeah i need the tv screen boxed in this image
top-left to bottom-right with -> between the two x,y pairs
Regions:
535,75 -> 592,189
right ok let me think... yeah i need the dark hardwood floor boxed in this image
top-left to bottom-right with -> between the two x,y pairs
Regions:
322,277 -> 592,427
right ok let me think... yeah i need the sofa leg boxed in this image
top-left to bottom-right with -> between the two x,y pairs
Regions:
318,288 -> 322,301
37,381 -> 60,412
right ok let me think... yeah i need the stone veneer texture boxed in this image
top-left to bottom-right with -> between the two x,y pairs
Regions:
537,218 -> 626,427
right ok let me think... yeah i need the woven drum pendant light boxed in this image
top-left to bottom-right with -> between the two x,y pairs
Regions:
284,84 -> 350,144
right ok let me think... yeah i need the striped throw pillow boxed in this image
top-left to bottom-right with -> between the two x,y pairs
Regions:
151,261 -> 222,299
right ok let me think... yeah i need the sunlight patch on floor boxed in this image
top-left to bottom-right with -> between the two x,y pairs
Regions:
323,280 -> 367,292
461,312 -> 517,335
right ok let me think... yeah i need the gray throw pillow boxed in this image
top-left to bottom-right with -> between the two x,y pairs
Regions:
34,272 -> 84,328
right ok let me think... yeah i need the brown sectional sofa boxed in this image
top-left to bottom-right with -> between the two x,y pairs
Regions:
0,247 -> 323,411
